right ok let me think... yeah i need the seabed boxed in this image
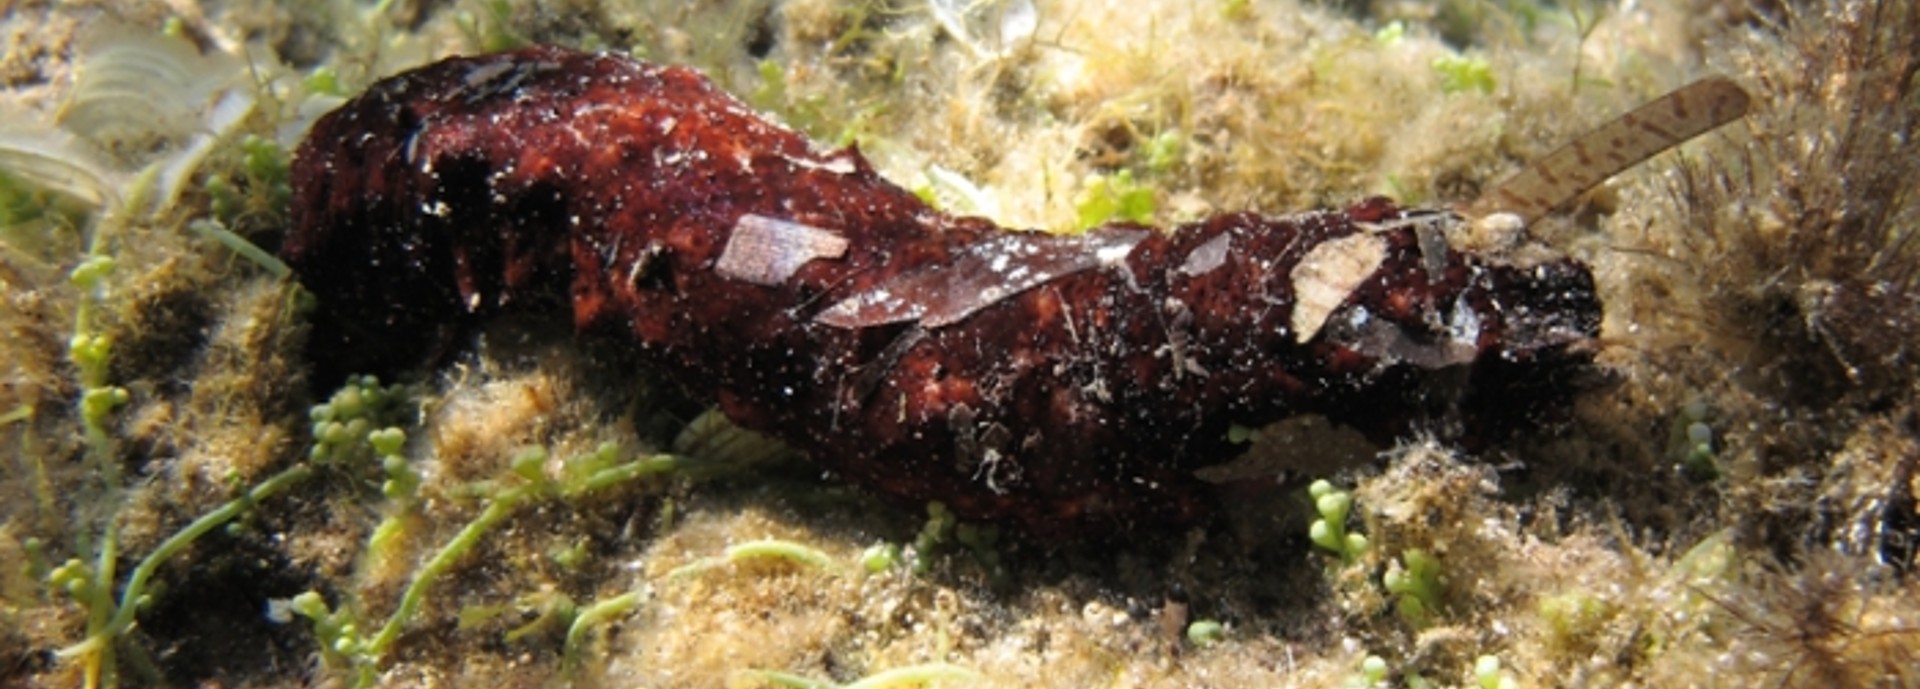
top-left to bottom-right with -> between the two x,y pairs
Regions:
1,1 -> 1917,687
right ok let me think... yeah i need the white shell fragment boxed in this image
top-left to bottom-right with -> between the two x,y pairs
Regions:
1289,233 -> 1387,343
1454,211 -> 1525,255
1413,220 -> 1449,283
1179,232 -> 1232,276
816,229 -> 1151,329
714,214 -> 850,286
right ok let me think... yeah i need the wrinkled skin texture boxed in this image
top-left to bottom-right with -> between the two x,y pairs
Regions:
286,46 -> 1600,535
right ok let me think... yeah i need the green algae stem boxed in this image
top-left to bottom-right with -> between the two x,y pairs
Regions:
367,452 -> 681,657
188,218 -> 291,279
55,462 -> 315,689
668,538 -> 841,581
563,590 -> 643,668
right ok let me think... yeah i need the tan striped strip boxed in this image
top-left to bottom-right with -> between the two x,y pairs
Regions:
1466,76 -> 1752,225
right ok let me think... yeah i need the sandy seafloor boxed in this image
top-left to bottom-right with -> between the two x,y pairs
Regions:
2,0 -> 1918,687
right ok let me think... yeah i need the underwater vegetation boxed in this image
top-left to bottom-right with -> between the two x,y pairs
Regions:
0,0 -> 1916,688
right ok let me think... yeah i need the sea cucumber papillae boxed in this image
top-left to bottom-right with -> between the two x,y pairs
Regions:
285,46 -> 1602,535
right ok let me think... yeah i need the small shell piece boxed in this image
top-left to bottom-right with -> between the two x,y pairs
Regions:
1289,232 -> 1388,343
816,229 -> 1150,329
713,214 -> 850,286
1179,232 -> 1232,276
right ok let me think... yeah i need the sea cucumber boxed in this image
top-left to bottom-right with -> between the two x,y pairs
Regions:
285,45 -> 1606,534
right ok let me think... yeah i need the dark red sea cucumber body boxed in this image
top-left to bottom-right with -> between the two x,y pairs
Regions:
286,46 -> 1600,534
